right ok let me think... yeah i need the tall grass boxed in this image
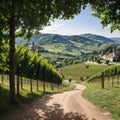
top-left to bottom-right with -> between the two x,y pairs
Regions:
83,83 -> 120,120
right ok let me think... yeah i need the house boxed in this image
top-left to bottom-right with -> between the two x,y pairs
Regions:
29,42 -> 36,51
100,47 -> 116,62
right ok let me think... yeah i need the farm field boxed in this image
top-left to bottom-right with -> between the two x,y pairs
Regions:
61,62 -> 112,81
83,83 -> 120,120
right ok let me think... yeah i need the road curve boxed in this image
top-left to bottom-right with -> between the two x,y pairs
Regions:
47,84 -> 112,120
2,84 -> 112,120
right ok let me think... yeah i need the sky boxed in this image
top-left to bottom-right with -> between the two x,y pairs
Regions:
40,6 -> 120,38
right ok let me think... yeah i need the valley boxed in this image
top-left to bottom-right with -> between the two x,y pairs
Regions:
17,33 -> 120,67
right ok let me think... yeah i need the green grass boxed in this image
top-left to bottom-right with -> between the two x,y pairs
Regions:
42,44 -> 66,53
83,83 -> 120,120
0,78 -> 75,117
61,62 -> 111,80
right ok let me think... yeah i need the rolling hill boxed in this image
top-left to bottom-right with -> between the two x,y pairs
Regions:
16,33 -> 119,67
16,33 -> 115,55
111,37 -> 120,44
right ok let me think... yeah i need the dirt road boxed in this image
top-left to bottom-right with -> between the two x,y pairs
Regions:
2,84 -> 112,120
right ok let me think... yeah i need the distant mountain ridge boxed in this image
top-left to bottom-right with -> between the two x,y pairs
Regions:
16,33 -> 120,58
111,37 -> 120,44
16,33 -> 116,45
31,33 -> 115,43
80,34 -> 114,43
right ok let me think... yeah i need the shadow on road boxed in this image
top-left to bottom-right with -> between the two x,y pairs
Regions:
23,95 -> 88,120
2,94 -> 88,120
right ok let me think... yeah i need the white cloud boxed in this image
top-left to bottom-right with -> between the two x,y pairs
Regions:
40,23 -> 64,34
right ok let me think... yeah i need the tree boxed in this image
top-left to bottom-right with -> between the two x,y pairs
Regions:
105,60 -> 110,65
89,0 -> 120,32
0,0 -> 87,103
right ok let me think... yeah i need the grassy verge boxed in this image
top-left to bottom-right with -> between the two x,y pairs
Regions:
0,81 -> 75,117
82,83 -> 120,120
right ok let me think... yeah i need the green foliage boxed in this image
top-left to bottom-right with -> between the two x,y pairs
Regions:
89,55 -> 102,63
105,60 -> 110,65
16,46 -> 62,85
88,65 -> 120,83
89,0 -> 120,32
0,39 -> 9,72
0,0 -> 88,38
0,0 -> 89,103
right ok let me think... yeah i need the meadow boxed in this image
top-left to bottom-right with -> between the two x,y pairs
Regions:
83,83 -> 120,120
61,62 -> 111,81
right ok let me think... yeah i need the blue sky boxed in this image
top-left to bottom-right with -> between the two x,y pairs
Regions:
41,6 -> 120,38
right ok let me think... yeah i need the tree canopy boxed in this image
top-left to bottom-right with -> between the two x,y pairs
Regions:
0,0 -> 88,103
89,0 -> 120,32
0,0 -> 119,37
0,0 -> 87,38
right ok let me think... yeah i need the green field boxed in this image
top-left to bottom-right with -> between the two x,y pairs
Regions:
83,83 -> 120,120
61,63 -> 111,81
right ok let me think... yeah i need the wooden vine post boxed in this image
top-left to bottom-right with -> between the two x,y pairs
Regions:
101,72 -> 104,89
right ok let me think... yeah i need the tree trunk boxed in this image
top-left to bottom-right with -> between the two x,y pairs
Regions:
107,75 -> 110,84
117,75 -> 119,84
7,74 -> 9,80
51,83 -> 54,91
43,80 -> 45,93
30,79 -> 33,93
1,72 -> 4,84
17,76 -> 20,96
112,76 -> 114,87
9,0 -> 16,103
20,77 -> 23,89
36,80 -> 39,92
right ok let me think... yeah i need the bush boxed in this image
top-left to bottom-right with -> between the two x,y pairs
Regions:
105,60 -> 110,64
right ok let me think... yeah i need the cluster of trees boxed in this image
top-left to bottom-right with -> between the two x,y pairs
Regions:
0,0 -> 119,103
114,48 -> 120,62
88,66 -> 120,88
89,55 -> 102,63
49,58 -> 84,68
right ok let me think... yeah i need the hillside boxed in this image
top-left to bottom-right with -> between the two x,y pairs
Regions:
111,37 -> 120,44
16,33 -> 115,55
61,63 -> 110,80
81,34 -> 114,43
16,33 -> 118,67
